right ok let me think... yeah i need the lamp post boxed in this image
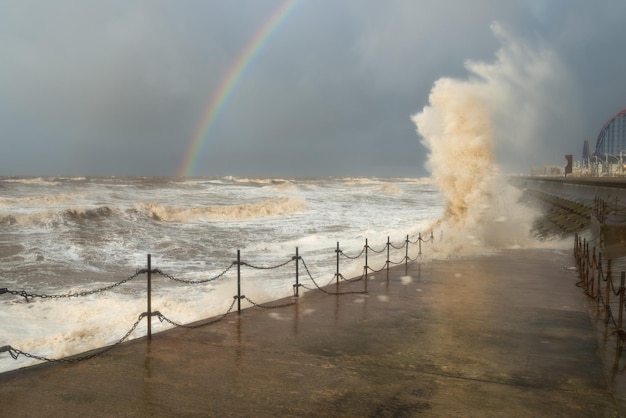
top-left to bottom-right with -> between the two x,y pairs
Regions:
606,154 -> 620,177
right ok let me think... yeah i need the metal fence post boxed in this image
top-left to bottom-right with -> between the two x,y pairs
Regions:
386,236 -> 390,281
597,252 -> 603,301
418,232 -> 422,255
590,247 -> 597,297
294,247 -> 300,297
364,238 -> 368,293
335,242 -> 340,287
584,244 -> 591,294
147,254 -> 152,339
405,234 -> 409,273
606,260 -> 612,324
237,249 -> 242,314
618,272 -> 625,350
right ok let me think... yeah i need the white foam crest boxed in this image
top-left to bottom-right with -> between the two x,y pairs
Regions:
411,23 -> 561,258
340,177 -> 380,185
265,181 -> 298,192
137,197 -> 306,222
404,177 -> 434,185
1,205 -> 120,226
0,193 -> 79,207
231,177 -> 288,185
1,177 -> 61,186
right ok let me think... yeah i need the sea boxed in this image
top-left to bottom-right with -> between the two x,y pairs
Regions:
0,176 -> 445,373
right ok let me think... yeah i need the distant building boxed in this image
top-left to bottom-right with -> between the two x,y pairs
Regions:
531,165 -> 562,176
582,140 -> 590,167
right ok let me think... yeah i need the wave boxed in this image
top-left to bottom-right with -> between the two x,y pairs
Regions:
340,177 -> 380,185
1,206 -> 119,226
379,184 -> 402,196
265,181 -> 298,192
0,193 -> 79,207
137,197 -> 306,222
1,177 -> 61,186
62,206 -> 118,221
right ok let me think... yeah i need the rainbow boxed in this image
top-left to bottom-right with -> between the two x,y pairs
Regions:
178,0 -> 300,177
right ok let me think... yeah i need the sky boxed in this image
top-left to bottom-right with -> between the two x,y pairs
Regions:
1,0 -> 625,178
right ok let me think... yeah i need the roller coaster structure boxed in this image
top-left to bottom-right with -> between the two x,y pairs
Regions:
594,108 -> 626,161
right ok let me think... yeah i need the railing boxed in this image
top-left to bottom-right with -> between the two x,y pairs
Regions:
594,195 -> 626,223
574,233 -> 626,350
1,232 -> 434,367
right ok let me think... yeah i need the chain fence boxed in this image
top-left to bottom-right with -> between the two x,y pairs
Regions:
574,232 -> 626,349
1,231 -> 434,368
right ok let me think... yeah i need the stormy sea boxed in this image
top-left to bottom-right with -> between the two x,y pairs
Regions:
1,175 -> 453,373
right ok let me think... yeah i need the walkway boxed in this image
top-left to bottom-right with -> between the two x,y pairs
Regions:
1,249 -> 623,417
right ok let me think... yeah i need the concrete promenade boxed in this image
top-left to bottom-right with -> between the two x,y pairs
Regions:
1,249 -> 624,417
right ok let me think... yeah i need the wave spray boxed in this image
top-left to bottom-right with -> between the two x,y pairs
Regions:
411,23 -> 571,255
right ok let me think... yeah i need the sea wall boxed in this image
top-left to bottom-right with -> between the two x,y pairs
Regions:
511,176 -> 626,256
510,176 -> 626,206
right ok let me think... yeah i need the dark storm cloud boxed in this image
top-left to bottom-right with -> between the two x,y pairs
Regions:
0,0 -> 624,177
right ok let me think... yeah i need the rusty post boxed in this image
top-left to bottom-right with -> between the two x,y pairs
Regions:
364,239 -> 368,293
147,254 -> 152,339
405,235 -> 409,273
404,234 -> 409,265
618,272 -> 625,350
237,249 -> 241,314
418,232 -> 422,255
585,243 -> 591,294
576,237 -> 580,271
386,236 -> 390,281
294,247 -> 300,297
598,252 -> 603,301
578,236 -> 583,270
582,238 -> 589,284
606,260 -> 612,324
335,242 -> 340,287
590,247 -> 596,297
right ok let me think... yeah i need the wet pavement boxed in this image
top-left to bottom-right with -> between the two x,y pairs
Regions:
1,249 -> 624,417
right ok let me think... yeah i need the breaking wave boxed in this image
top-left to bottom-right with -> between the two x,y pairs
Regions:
266,182 -> 298,192
0,193 -> 79,207
138,197 -> 306,222
1,206 -> 119,226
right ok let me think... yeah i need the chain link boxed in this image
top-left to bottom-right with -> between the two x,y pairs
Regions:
2,314 -> 145,363
154,263 -> 235,284
339,247 -> 365,260
155,299 -> 237,329
387,257 -> 406,265
367,244 -> 387,254
240,258 -> 293,270
244,296 -> 296,309
366,263 -> 389,273
5,270 -> 146,302
407,253 -> 421,262
300,258 -> 366,295
389,241 -> 406,250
